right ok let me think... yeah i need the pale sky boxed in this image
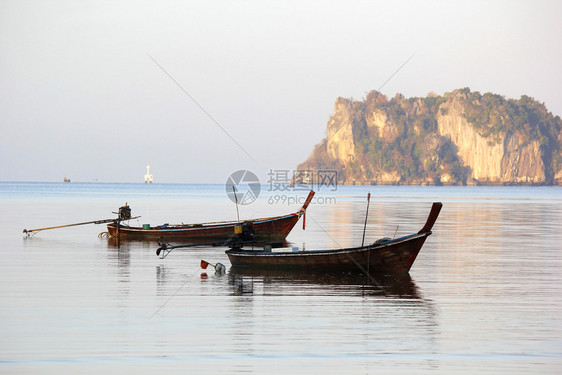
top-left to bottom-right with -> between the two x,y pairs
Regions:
1,0 -> 561,183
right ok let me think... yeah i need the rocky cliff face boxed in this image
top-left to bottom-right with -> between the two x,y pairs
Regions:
297,88 -> 562,185
326,98 -> 356,163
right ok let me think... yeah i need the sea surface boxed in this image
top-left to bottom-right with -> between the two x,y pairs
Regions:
0,182 -> 561,374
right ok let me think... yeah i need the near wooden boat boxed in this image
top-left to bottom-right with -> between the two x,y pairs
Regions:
107,190 -> 315,242
225,202 -> 442,273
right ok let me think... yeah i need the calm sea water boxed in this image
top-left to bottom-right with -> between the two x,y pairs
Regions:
1,182 -> 561,374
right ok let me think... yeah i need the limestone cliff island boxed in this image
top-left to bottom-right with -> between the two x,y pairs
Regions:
297,88 -> 562,186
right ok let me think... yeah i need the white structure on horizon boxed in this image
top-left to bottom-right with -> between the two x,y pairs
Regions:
144,165 -> 153,183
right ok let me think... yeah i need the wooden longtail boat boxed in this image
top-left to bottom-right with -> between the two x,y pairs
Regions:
107,191 -> 315,241
225,202 -> 442,273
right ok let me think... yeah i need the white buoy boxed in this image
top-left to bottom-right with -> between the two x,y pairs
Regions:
144,165 -> 153,183
215,263 -> 226,274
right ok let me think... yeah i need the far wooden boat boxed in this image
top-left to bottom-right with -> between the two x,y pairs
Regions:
107,190 -> 315,242
225,202 -> 442,273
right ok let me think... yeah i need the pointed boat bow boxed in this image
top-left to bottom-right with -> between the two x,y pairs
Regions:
418,202 -> 443,234
298,190 -> 315,215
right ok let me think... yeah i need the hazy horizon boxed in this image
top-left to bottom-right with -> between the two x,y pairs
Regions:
1,0 -> 561,184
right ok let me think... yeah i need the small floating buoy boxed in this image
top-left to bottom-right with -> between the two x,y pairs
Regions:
215,262 -> 226,274
201,260 -> 226,274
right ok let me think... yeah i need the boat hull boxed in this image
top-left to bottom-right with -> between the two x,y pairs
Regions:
107,213 -> 301,242
225,232 -> 431,273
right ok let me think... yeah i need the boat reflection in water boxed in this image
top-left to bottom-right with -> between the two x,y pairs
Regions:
227,267 -> 421,299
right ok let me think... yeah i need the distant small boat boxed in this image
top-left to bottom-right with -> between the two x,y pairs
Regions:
225,202 -> 442,273
107,191 -> 315,242
63,177 -> 71,183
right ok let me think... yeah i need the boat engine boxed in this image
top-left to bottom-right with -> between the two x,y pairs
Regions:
229,221 -> 255,248
118,204 -> 132,221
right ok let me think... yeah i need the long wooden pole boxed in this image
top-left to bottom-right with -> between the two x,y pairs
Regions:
23,216 -> 140,235
361,193 -> 371,247
23,218 -> 115,235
